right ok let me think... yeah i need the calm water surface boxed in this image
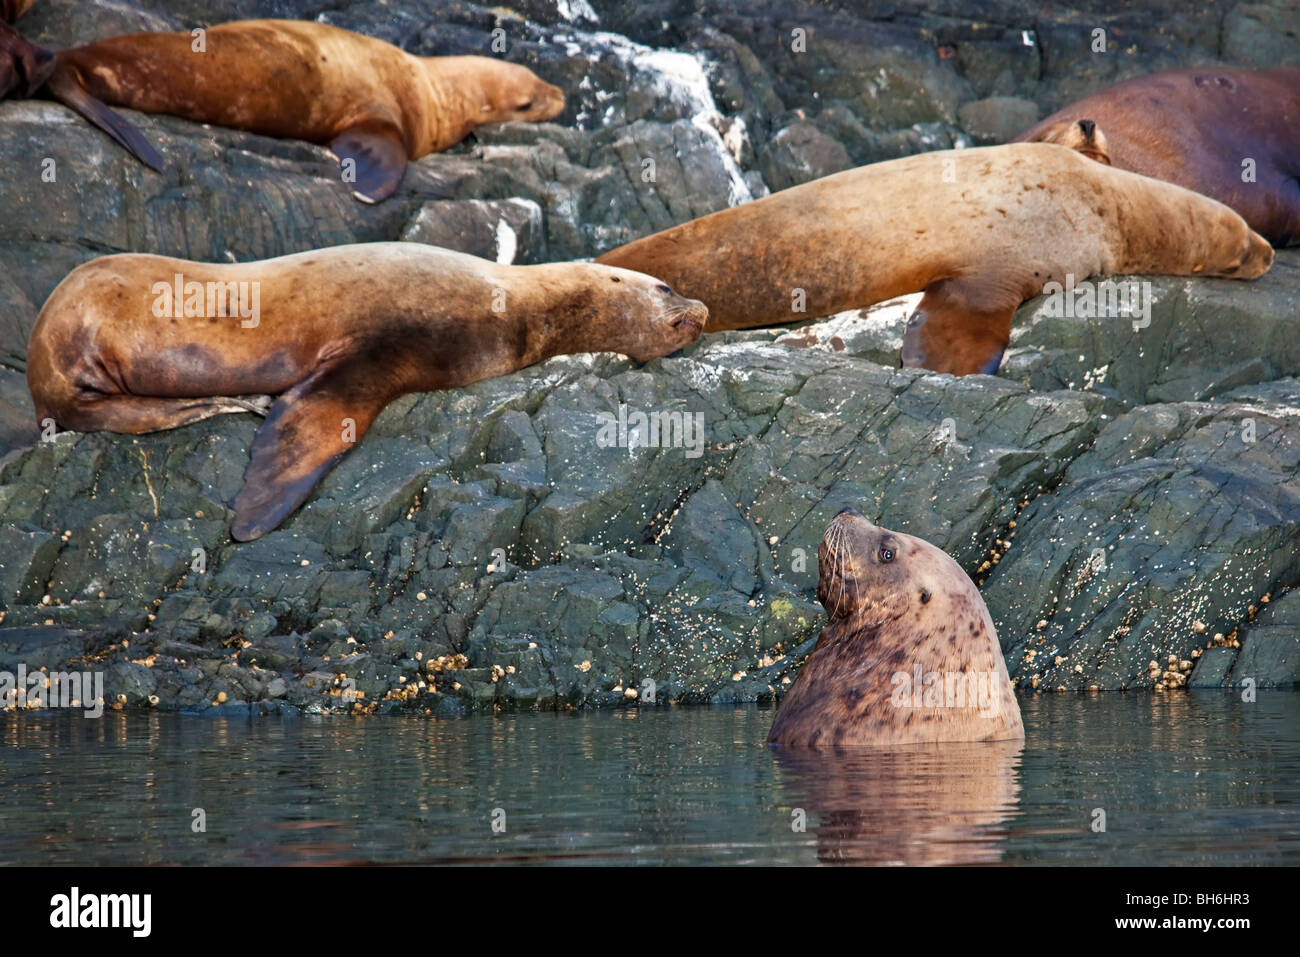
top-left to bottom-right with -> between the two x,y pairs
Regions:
1,693 -> 1297,865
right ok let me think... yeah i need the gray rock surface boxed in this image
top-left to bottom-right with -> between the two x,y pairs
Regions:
1,0 -> 1298,711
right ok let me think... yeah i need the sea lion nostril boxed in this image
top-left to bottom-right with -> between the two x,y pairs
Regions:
1078,118 -> 1096,138
836,506 -> 862,518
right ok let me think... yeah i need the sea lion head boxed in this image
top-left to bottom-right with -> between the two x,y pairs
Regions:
1201,222 -> 1274,279
766,507 -> 1022,747
475,59 -> 566,124
1030,118 -> 1112,165
817,507 -> 960,628
589,265 -> 708,361
1151,193 -> 1274,281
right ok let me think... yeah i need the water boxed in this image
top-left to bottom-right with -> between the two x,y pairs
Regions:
1,693 -> 1297,865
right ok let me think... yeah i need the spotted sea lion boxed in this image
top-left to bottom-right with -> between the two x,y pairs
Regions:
1015,68 -> 1300,246
0,17 -> 565,201
26,242 -> 706,541
596,142 -> 1273,375
768,508 -> 1023,747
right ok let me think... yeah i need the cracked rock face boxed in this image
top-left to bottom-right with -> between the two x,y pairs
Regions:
2,0 -> 1299,711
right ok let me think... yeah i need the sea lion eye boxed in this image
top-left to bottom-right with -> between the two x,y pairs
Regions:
518,100 -> 533,110
879,546 -> 894,563
657,284 -> 672,294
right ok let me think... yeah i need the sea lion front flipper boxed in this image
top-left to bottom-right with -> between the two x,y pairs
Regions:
45,69 -> 164,171
230,358 -> 391,541
0,19 -> 53,97
329,122 -> 408,204
901,276 -> 1023,376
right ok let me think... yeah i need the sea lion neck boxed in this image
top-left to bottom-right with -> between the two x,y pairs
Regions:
496,265 -> 602,367
416,55 -> 489,150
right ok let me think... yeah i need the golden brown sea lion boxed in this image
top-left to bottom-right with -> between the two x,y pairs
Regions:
1016,68 -> 1300,246
768,508 -> 1024,747
596,143 -> 1273,375
0,18 -> 565,201
27,243 -> 706,540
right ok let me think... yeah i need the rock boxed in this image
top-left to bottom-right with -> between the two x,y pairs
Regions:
1189,646 -> 1238,688
1229,589 -> 1300,688
758,120 -> 851,190
1223,2 -> 1300,68
957,96 -> 1040,144
0,521 -> 58,605
399,198 -> 545,264
985,392 -> 1300,691
1002,251 -> 1300,407
0,366 -> 35,456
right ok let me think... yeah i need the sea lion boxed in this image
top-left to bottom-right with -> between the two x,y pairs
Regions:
596,142 -> 1274,375
26,242 -> 706,540
1015,68 -> 1300,246
0,17 -> 565,201
0,2 -> 47,97
768,508 -> 1024,747
0,0 -> 34,23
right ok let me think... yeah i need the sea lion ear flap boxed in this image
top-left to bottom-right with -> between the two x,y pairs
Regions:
901,276 -> 1019,376
229,358 -> 391,541
329,121 -> 408,204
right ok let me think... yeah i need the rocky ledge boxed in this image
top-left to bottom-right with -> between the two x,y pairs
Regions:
1,0 -> 1298,712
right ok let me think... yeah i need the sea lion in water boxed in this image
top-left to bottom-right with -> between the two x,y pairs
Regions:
0,17 -> 565,201
1015,68 -> 1300,246
596,142 -> 1273,375
768,508 -> 1023,747
26,242 -> 706,540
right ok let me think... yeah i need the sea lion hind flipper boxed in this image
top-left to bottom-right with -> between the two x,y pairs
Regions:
329,122 -> 408,204
900,276 -> 1021,376
230,361 -> 390,541
48,394 -> 270,435
45,69 -> 164,171
0,19 -> 53,97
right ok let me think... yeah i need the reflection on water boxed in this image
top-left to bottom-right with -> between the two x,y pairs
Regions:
774,740 -> 1023,864
0,692 -> 1297,865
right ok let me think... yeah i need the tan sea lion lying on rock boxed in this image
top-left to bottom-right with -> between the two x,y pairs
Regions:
0,16 -> 565,201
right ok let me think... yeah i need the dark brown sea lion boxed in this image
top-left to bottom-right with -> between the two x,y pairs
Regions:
1015,68 -> 1300,246
0,0 -> 48,97
26,242 -> 706,540
0,0 -> 34,23
768,508 -> 1024,746
0,17 -> 565,201
596,143 -> 1273,375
